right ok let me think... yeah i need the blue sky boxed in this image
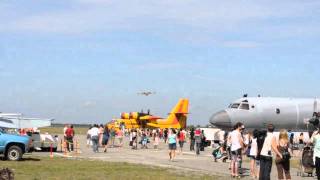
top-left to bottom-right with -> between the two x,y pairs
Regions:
0,0 -> 320,125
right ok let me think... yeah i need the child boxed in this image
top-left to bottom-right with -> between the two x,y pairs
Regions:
154,132 -> 160,149
141,133 -> 149,149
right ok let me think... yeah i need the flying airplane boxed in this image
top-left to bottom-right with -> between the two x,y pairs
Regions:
107,98 -> 189,129
137,91 -> 156,96
210,97 -> 320,131
0,113 -> 54,129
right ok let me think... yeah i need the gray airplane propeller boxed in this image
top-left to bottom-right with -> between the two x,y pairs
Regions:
308,99 -> 320,130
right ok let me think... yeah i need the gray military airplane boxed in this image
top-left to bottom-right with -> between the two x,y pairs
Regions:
210,97 -> 320,131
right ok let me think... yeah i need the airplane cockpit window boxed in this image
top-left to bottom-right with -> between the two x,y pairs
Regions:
230,103 -> 240,109
239,103 -> 249,110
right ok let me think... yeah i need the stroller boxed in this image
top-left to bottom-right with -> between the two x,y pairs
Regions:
297,146 -> 314,177
212,144 -> 228,162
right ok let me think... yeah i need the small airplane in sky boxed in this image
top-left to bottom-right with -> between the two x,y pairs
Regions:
107,98 -> 189,129
0,113 -> 54,129
137,91 -> 156,96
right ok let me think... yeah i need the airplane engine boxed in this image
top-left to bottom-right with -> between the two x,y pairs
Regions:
130,112 -> 139,119
121,113 -> 130,119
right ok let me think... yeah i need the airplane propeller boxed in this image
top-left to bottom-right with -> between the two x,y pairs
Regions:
309,116 -> 320,127
307,99 -> 320,131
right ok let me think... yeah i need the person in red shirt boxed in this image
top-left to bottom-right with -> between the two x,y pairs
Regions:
195,128 -> 202,155
178,128 -> 186,155
65,125 -> 74,152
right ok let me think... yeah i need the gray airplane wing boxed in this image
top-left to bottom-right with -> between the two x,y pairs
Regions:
0,118 -> 17,128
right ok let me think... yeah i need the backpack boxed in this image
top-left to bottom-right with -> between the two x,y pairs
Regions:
246,138 -> 252,157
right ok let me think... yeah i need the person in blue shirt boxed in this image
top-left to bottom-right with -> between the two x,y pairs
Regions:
168,129 -> 178,161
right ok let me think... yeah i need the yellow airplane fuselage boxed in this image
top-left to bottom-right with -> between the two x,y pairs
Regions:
107,98 -> 189,130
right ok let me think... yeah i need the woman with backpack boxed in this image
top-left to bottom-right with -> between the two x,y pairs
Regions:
275,129 -> 291,180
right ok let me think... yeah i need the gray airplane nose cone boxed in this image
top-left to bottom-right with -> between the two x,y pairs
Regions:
210,110 -> 232,129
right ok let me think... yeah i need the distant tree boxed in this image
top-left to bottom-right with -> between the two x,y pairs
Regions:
186,125 -> 195,130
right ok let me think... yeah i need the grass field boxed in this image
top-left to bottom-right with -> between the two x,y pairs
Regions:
0,156 -> 218,180
39,127 -> 89,135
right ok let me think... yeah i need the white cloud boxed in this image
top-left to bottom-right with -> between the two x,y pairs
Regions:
82,101 -> 97,108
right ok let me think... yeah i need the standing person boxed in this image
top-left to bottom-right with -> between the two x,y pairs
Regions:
86,126 -> 92,148
129,129 -> 134,147
65,125 -> 75,152
133,129 -> 138,150
250,129 -> 259,179
228,122 -> 244,178
90,124 -> 100,153
159,129 -> 163,139
168,129 -> 178,161
289,133 -> 294,154
298,132 -> 305,156
200,130 -> 206,151
190,128 -> 195,151
63,124 -> 68,142
311,128 -> 320,180
98,124 -> 104,147
275,129 -> 291,180
153,131 -> 160,149
102,126 -> 109,153
110,128 -> 116,147
259,124 -> 282,180
195,128 -> 202,155
226,131 -> 232,170
164,128 -> 168,144
178,129 -> 185,155
141,132 -> 149,149
117,129 -> 124,147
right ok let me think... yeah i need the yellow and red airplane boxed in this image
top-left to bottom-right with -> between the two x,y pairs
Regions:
107,98 -> 189,129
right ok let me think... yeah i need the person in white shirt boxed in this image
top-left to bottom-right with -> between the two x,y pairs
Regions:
228,122 -> 244,178
63,124 -> 68,141
311,128 -> 320,179
90,124 -> 100,153
259,124 -> 282,180
86,126 -> 92,148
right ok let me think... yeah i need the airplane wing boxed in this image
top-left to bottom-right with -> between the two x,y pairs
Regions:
0,118 -> 17,128
0,117 -> 53,129
139,115 -> 162,120
10,117 -> 53,129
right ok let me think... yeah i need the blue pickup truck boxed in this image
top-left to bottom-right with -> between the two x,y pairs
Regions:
0,129 -> 31,161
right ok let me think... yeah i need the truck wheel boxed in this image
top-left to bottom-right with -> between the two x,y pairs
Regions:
6,146 -> 23,161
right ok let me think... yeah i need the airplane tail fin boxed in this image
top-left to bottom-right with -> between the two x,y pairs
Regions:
166,98 -> 189,128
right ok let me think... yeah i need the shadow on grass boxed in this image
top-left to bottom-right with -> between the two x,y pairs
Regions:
20,157 -> 41,162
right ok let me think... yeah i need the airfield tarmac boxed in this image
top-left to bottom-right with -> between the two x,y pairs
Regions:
33,135 -> 314,180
